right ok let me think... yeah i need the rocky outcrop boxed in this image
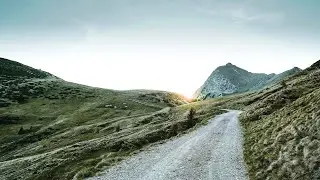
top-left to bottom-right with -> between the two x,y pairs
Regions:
194,63 -> 301,100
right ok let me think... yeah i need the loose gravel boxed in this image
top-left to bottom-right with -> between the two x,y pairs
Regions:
89,110 -> 248,180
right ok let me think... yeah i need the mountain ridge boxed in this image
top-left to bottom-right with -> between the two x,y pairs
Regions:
194,63 -> 301,99
0,57 -> 56,79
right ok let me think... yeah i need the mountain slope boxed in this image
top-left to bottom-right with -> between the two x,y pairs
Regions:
253,67 -> 302,90
0,57 -> 54,78
240,60 -> 320,180
194,63 -> 301,99
0,58 -> 229,180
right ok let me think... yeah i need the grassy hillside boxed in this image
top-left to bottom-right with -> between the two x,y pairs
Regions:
0,78 -> 185,179
252,67 -> 302,91
0,57 -> 53,78
4,57 -> 316,180
0,58 -> 232,180
240,60 -> 320,180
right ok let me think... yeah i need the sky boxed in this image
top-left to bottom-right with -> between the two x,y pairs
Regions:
0,0 -> 319,98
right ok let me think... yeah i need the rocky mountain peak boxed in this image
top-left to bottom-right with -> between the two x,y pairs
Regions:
193,63 -> 302,100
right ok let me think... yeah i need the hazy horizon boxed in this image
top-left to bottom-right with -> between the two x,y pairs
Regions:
1,0 -> 319,97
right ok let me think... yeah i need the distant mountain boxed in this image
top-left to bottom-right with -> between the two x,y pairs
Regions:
194,63 -> 301,99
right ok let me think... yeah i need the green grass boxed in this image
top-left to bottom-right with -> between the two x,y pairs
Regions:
0,76 -> 230,180
3,57 -> 316,180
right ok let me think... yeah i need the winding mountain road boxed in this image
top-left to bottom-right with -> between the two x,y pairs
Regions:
90,110 -> 248,180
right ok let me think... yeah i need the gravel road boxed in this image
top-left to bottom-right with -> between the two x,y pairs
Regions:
89,110 -> 248,180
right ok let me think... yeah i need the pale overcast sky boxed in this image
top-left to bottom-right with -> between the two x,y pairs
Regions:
0,0 -> 319,97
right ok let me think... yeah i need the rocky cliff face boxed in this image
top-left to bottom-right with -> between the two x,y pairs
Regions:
194,63 -> 301,99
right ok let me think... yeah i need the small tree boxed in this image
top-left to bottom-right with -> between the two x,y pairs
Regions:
186,107 -> 197,128
188,107 -> 196,121
18,126 -> 24,134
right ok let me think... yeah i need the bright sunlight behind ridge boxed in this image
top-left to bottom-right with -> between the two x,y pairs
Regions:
1,0 -> 320,97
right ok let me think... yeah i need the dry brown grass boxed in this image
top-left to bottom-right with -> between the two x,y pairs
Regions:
240,61 -> 320,180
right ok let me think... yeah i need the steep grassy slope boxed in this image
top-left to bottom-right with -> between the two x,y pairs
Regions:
240,60 -> 320,180
0,58 -> 231,180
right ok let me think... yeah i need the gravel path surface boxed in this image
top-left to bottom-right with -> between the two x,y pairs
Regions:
89,110 -> 248,180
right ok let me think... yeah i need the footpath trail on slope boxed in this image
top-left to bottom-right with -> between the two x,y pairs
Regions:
90,111 -> 248,180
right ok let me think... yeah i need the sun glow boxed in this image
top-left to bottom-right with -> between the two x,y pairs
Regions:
1,30 -> 318,98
